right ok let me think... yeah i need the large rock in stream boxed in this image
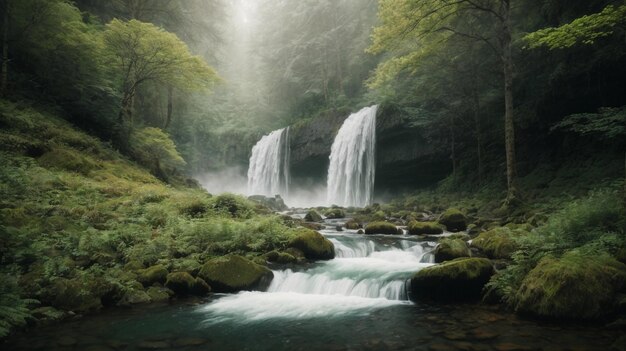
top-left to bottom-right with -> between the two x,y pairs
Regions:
288,228 -> 335,260
433,238 -> 471,263
410,257 -> 494,301
198,255 -> 273,293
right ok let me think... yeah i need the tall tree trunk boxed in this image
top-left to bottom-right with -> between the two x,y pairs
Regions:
164,85 -> 173,129
1,0 -> 9,96
501,0 -> 517,200
472,67 -> 483,186
450,116 -> 457,182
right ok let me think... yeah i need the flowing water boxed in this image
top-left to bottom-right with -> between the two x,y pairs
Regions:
247,127 -> 290,197
327,105 -> 377,207
5,225 -> 622,351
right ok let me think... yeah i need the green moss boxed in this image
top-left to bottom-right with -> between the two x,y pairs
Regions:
515,251 -> 626,320
288,228 -> 335,260
471,228 -> 520,259
364,221 -> 398,235
146,286 -> 171,302
407,221 -> 443,235
304,210 -> 323,222
344,219 -> 362,230
198,255 -> 273,292
38,147 -> 98,175
434,238 -> 471,263
165,272 -> 210,296
438,208 -> 467,232
324,207 -> 345,219
371,210 -> 387,221
137,264 -> 168,287
265,250 -> 298,264
410,258 -> 494,301
49,278 -> 102,312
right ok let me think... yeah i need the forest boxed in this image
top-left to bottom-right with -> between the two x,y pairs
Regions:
0,0 -> 625,350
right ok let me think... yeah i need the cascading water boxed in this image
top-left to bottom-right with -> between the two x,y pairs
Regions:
327,105 -> 377,207
247,127 -> 290,197
200,228 -> 434,322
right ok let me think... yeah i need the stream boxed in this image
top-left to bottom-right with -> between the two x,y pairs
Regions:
5,223 -> 622,351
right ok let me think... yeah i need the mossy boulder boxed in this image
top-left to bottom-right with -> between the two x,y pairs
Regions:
324,207 -> 345,219
137,264 -> 168,287
434,238 -> 471,263
304,210 -> 323,222
165,272 -> 211,296
288,228 -> 335,260
198,255 -> 273,292
49,278 -> 103,312
344,219 -> 361,230
265,250 -> 298,264
407,221 -> 443,235
410,258 -> 494,301
118,288 -> 151,306
364,221 -> 398,235
146,286 -> 172,302
471,228 -> 520,259
515,252 -> 626,320
438,208 -> 467,232
371,210 -> 387,221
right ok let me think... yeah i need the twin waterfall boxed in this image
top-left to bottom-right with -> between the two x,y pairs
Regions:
247,127 -> 290,197
247,105 -> 378,206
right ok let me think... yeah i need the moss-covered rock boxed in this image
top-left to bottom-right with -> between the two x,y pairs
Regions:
515,252 -> 626,320
288,228 -> 335,260
124,260 -> 144,271
434,238 -> 471,263
283,247 -> 306,261
410,258 -> 494,301
357,229 -> 365,234
137,264 -> 168,287
344,219 -> 361,230
371,210 -> 387,221
324,207 -> 345,219
304,210 -> 323,222
117,288 -> 151,306
364,221 -> 398,235
438,208 -> 467,232
164,272 -> 211,296
407,221 -> 443,235
265,250 -> 298,264
146,286 -> 171,302
49,278 -> 103,312
198,255 -> 273,292
471,228 -> 519,259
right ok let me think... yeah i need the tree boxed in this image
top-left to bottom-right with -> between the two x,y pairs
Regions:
103,19 -> 219,133
368,0 -> 519,201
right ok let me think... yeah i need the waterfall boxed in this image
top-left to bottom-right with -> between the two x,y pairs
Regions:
327,105 -> 377,207
247,127 -> 290,197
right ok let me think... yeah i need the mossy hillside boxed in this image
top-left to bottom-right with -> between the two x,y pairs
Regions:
471,227 -> 521,259
433,238 -> 471,263
288,228 -> 335,260
515,251 -> 626,320
198,255 -> 273,292
410,258 -> 494,301
407,221 -> 443,235
364,221 -> 398,235
0,100 -> 298,336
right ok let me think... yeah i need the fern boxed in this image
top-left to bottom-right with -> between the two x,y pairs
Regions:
0,276 -> 38,338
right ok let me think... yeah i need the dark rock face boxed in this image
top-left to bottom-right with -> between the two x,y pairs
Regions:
288,105 -> 450,194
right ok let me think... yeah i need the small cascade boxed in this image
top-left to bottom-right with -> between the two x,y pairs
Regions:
327,105 -> 378,207
247,127 -> 290,197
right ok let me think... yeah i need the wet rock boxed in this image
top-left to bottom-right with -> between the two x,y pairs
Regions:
335,225 -> 343,231
265,250 -> 299,264
344,219 -> 361,230
433,238 -> 471,263
288,228 -> 335,260
470,327 -> 500,340
137,264 -> 168,287
164,272 -> 210,296
438,208 -> 467,232
364,221 -> 398,235
304,209 -> 323,222
410,258 -> 494,302
357,229 -> 365,234
117,288 -> 151,306
198,255 -> 273,292
407,221 -> 443,235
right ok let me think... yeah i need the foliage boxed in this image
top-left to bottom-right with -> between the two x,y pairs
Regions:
551,106 -> 626,140
524,5 -> 626,49
129,127 -> 186,175
0,275 -> 37,338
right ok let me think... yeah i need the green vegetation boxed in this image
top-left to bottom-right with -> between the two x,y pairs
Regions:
471,228 -> 521,260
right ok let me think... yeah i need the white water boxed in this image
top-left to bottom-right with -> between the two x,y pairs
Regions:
200,230 -> 434,322
247,127 -> 290,197
327,105 -> 378,207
